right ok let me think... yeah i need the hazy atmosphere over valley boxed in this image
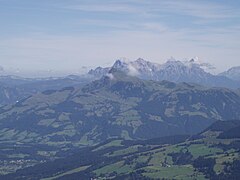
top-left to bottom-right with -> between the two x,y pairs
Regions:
0,1 -> 240,180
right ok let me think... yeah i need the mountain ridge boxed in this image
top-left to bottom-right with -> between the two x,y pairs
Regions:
88,58 -> 239,89
0,72 -> 240,146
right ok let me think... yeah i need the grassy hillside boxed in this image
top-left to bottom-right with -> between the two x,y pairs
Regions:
3,120 -> 240,180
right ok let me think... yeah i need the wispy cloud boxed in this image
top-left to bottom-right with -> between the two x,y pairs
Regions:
65,0 -> 239,20
1,27 -> 239,72
60,0 -> 240,35
156,0 -> 239,19
67,3 -> 139,13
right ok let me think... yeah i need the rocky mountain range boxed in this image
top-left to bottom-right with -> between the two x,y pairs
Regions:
88,58 -> 240,89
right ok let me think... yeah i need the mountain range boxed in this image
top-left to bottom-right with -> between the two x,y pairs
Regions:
0,58 -> 239,106
88,58 -> 240,89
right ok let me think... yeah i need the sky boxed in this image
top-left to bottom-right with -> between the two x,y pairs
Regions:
0,0 -> 240,75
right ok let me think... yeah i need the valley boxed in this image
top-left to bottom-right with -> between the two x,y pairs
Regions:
2,120 -> 240,179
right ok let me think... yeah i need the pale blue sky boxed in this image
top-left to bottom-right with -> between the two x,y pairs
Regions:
0,0 -> 240,73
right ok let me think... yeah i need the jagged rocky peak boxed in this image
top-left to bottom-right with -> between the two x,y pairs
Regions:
134,58 -> 151,65
166,56 -> 180,62
161,58 -> 186,71
189,56 -> 200,63
112,59 -> 128,68
135,57 -> 146,63
111,58 -> 159,77
113,57 -> 154,67
189,59 -> 195,63
88,66 -> 110,77
186,57 -> 216,74
133,58 -> 160,70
